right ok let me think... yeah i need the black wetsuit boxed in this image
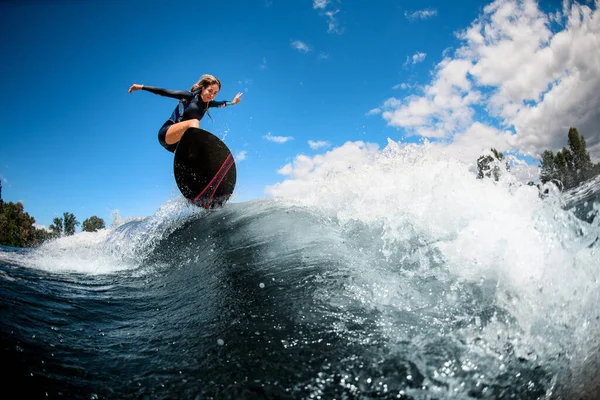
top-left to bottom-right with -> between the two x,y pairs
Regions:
142,86 -> 232,152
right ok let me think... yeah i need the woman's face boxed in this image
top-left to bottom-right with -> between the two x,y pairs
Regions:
201,84 -> 220,102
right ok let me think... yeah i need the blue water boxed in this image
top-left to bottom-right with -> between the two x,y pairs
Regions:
1,145 -> 599,399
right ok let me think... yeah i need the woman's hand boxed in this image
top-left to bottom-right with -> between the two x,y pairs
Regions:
232,92 -> 243,104
128,84 -> 143,94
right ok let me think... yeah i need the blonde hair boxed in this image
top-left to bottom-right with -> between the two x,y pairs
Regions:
190,74 -> 221,92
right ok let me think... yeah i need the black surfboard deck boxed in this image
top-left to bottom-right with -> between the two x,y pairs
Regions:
173,127 -> 236,209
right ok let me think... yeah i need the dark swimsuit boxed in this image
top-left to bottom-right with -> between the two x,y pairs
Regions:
142,86 -> 232,152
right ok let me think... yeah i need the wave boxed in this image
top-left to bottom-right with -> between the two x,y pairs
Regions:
1,140 -> 599,398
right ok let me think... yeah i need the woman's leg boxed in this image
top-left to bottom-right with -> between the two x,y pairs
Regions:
165,119 -> 200,145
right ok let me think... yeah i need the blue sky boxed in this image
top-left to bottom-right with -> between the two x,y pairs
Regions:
1,0 -> 599,228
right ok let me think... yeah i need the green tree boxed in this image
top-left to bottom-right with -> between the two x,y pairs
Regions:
63,212 -> 79,236
539,128 -> 600,190
477,148 -> 506,181
49,217 -> 63,237
491,148 -> 504,161
539,150 -> 557,183
33,227 -> 54,245
82,216 -> 105,232
48,212 -> 80,236
0,201 -> 48,248
568,127 -> 583,174
554,150 -> 568,182
560,147 -> 576,189
567,127 -> 594,182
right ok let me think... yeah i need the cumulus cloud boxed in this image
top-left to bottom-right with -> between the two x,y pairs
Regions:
291,40 -> 311,53
264,132 -> 294,143
266,141 -> 380,196
405,9 -> 438,21
308,140 -> 331,150
379,0 -> 600,161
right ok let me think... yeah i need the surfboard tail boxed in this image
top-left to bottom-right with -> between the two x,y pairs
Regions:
192,153 -> 235,209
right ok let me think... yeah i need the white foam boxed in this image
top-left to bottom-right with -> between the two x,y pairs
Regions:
268,139 -> 600,359
1,195 -> 201,275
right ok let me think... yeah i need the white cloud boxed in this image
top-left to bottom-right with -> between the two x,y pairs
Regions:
266,141 -> 380,196
291,40 -> 311,53
313,0 -> 329,9
312,0 -> 343,34
236,150 -> 247,161
404,51 -> 427,67
405,9 -> 438,21
308,140 -> 331,149
324,9 -> 343,34
277,163 -> 294,176
429,122 -> 517,164
379,0 -> 600,161
264,132 -> 294,143
259,57 -> 267,69
393,82 -> 416,90
318,52 -> 330,59
33,223 -> 51,232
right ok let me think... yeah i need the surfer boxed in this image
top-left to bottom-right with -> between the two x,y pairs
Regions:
128,75 -> 242,152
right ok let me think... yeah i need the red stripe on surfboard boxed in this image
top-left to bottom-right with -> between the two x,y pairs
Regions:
192,153 -> 234,208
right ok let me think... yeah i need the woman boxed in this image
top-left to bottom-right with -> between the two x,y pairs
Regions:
128,74 -> 242,152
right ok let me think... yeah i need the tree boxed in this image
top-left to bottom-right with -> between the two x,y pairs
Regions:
491,148 -> 504,161
49,217 -> 63,237
568,127 -> 583,175
477,148 -> 507,181
0,201 -> 51,248
82,216 -> 105,232
568,127 -> 594,182
538,128 -> 600,190
560,147 -> 577,189
63,212 -> 79,236
539,150 -> 557,183
48,212 -> 80,236
554,150 -> 568,186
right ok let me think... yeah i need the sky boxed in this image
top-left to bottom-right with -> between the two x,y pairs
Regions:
1,0 -> 599,228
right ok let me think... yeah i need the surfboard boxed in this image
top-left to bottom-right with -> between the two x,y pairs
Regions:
173,127 -> 236,209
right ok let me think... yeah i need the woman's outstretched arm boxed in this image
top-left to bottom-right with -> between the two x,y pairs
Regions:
209,92 -> 244,108
128,84 -> 192,100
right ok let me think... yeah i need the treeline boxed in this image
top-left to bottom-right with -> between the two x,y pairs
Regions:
0,186 -> 105,248
539,127 -> 600,190
477,127 -> 599,189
